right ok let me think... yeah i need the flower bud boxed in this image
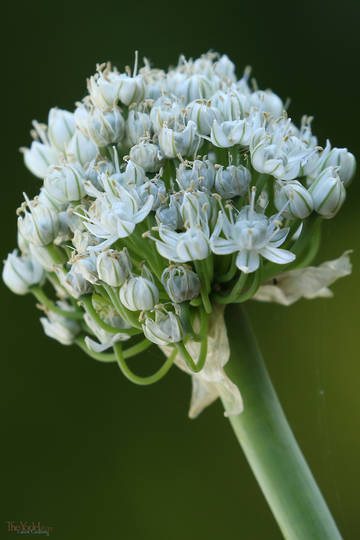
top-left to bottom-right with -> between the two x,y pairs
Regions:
214,55 -> 236,81
126,110 -> 151,146
137,179 -> 166,210
66,130 -> 97,167
2,250 -> 44,295
274,180 -> 313,219
150,96 -> 182,132
85,159 -> 115,191
88,71 -> 120,111
18,196 -> 60,246
309,167 -> 346,218
176,74 -> 215,104
119,270 -> 159,311
72,230 -> 99,254
159,121 -> 201,158
129,142 -> 163,172
156,196 -> 183,230
142,308 -> 183,345
22,141 -> 59,179
161,265 -> 201,303
118,74 -> 145,106
325,148 -> 356,187
210,90 -> 245,121
96,248 -> 132,287
29,244 -> 56,271
74,104 -> 91,136
40,303 -> 81,345
44,164 -> 86,204
215,165 -> 251,199
249,90 -> 283,118
71,253 -> 99,284
122,159 -> 146,187
48,108 -> 75,151
185,100 -> 219,135
177,160 -> 215,191
55,266 -> 92,298
87,107 -> 125,147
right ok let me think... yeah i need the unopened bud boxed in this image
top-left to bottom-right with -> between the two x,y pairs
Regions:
44,164 -> 86,204
215,165 -> 251,199
48,108 -> 75,151
40,303 -> 81,345
18,196 -> 60,246
161,265 -> 201,303
2,250 -> 44,295
129,142 -> 163,172
87,107 -> 125,147
96,248 -> 131,287
309,167 -> 346,219
274,180 -> 313,219
119,269 -> 159,311
23,141 -> 59,179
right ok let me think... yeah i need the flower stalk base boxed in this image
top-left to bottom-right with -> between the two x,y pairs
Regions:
221,304 -> 342,540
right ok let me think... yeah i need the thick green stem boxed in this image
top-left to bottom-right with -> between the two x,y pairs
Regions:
221,304 -> 342,540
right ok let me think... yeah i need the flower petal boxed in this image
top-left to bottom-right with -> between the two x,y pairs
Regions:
253,251 -> 352,306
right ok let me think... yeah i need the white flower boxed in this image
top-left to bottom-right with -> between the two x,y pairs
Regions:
81,176 -> 154,251
250,122 -> 314,180
17,195 -> 60,247
161,265 -> 201,303
309,166 -> 346,219
149,95 -> 183,133
274,180 -> 313,219
159,120 -> 201,158
44,164 -> 86,204
118,74 -> 145,106
119,268 -> 159,311
142,307 -> 183,346
87,107 -> 125,147
84,312 -> 130,353
253,251 -> 352,305
176,159 -> 215,191
96,248 -> 132,287
70,253 -> 99,284
214,164 -> 251,199
48,108 -> 75,151
66,130 -> 98,167
40,302 -> 81,345
210,192 -> 295,273
3,250 -> 44,295
54,266 -> 92,298
22,141 -> 60,179
126,110 -> 151,146
88,68 -> 120,111
129,142 -> 163,172
324,147 -> 356,187
185,100 -> 220,135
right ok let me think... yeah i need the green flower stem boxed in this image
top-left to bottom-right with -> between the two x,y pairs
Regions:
45,243 -> 68,265
31,285 -> 83,320
75,337 -> 116,362
175,307 -> 208,372
122,338 -> 153,358
102,284 -> 142,330
114,342 -> 176,385
194,259 -> 213,314
221,304 -> 342,540
217,253 -> 238,283
213,271 -> 248,304
81,294 -> 139,336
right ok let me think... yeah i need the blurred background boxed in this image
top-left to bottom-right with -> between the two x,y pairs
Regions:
1,0 -> 359,538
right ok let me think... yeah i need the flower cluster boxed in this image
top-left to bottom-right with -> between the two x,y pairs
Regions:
3,52 -> 355,416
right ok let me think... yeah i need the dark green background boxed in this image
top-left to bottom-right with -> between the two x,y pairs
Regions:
2,1 -> 359,538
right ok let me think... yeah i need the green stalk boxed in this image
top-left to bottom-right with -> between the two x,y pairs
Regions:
221,304 -> 342,540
